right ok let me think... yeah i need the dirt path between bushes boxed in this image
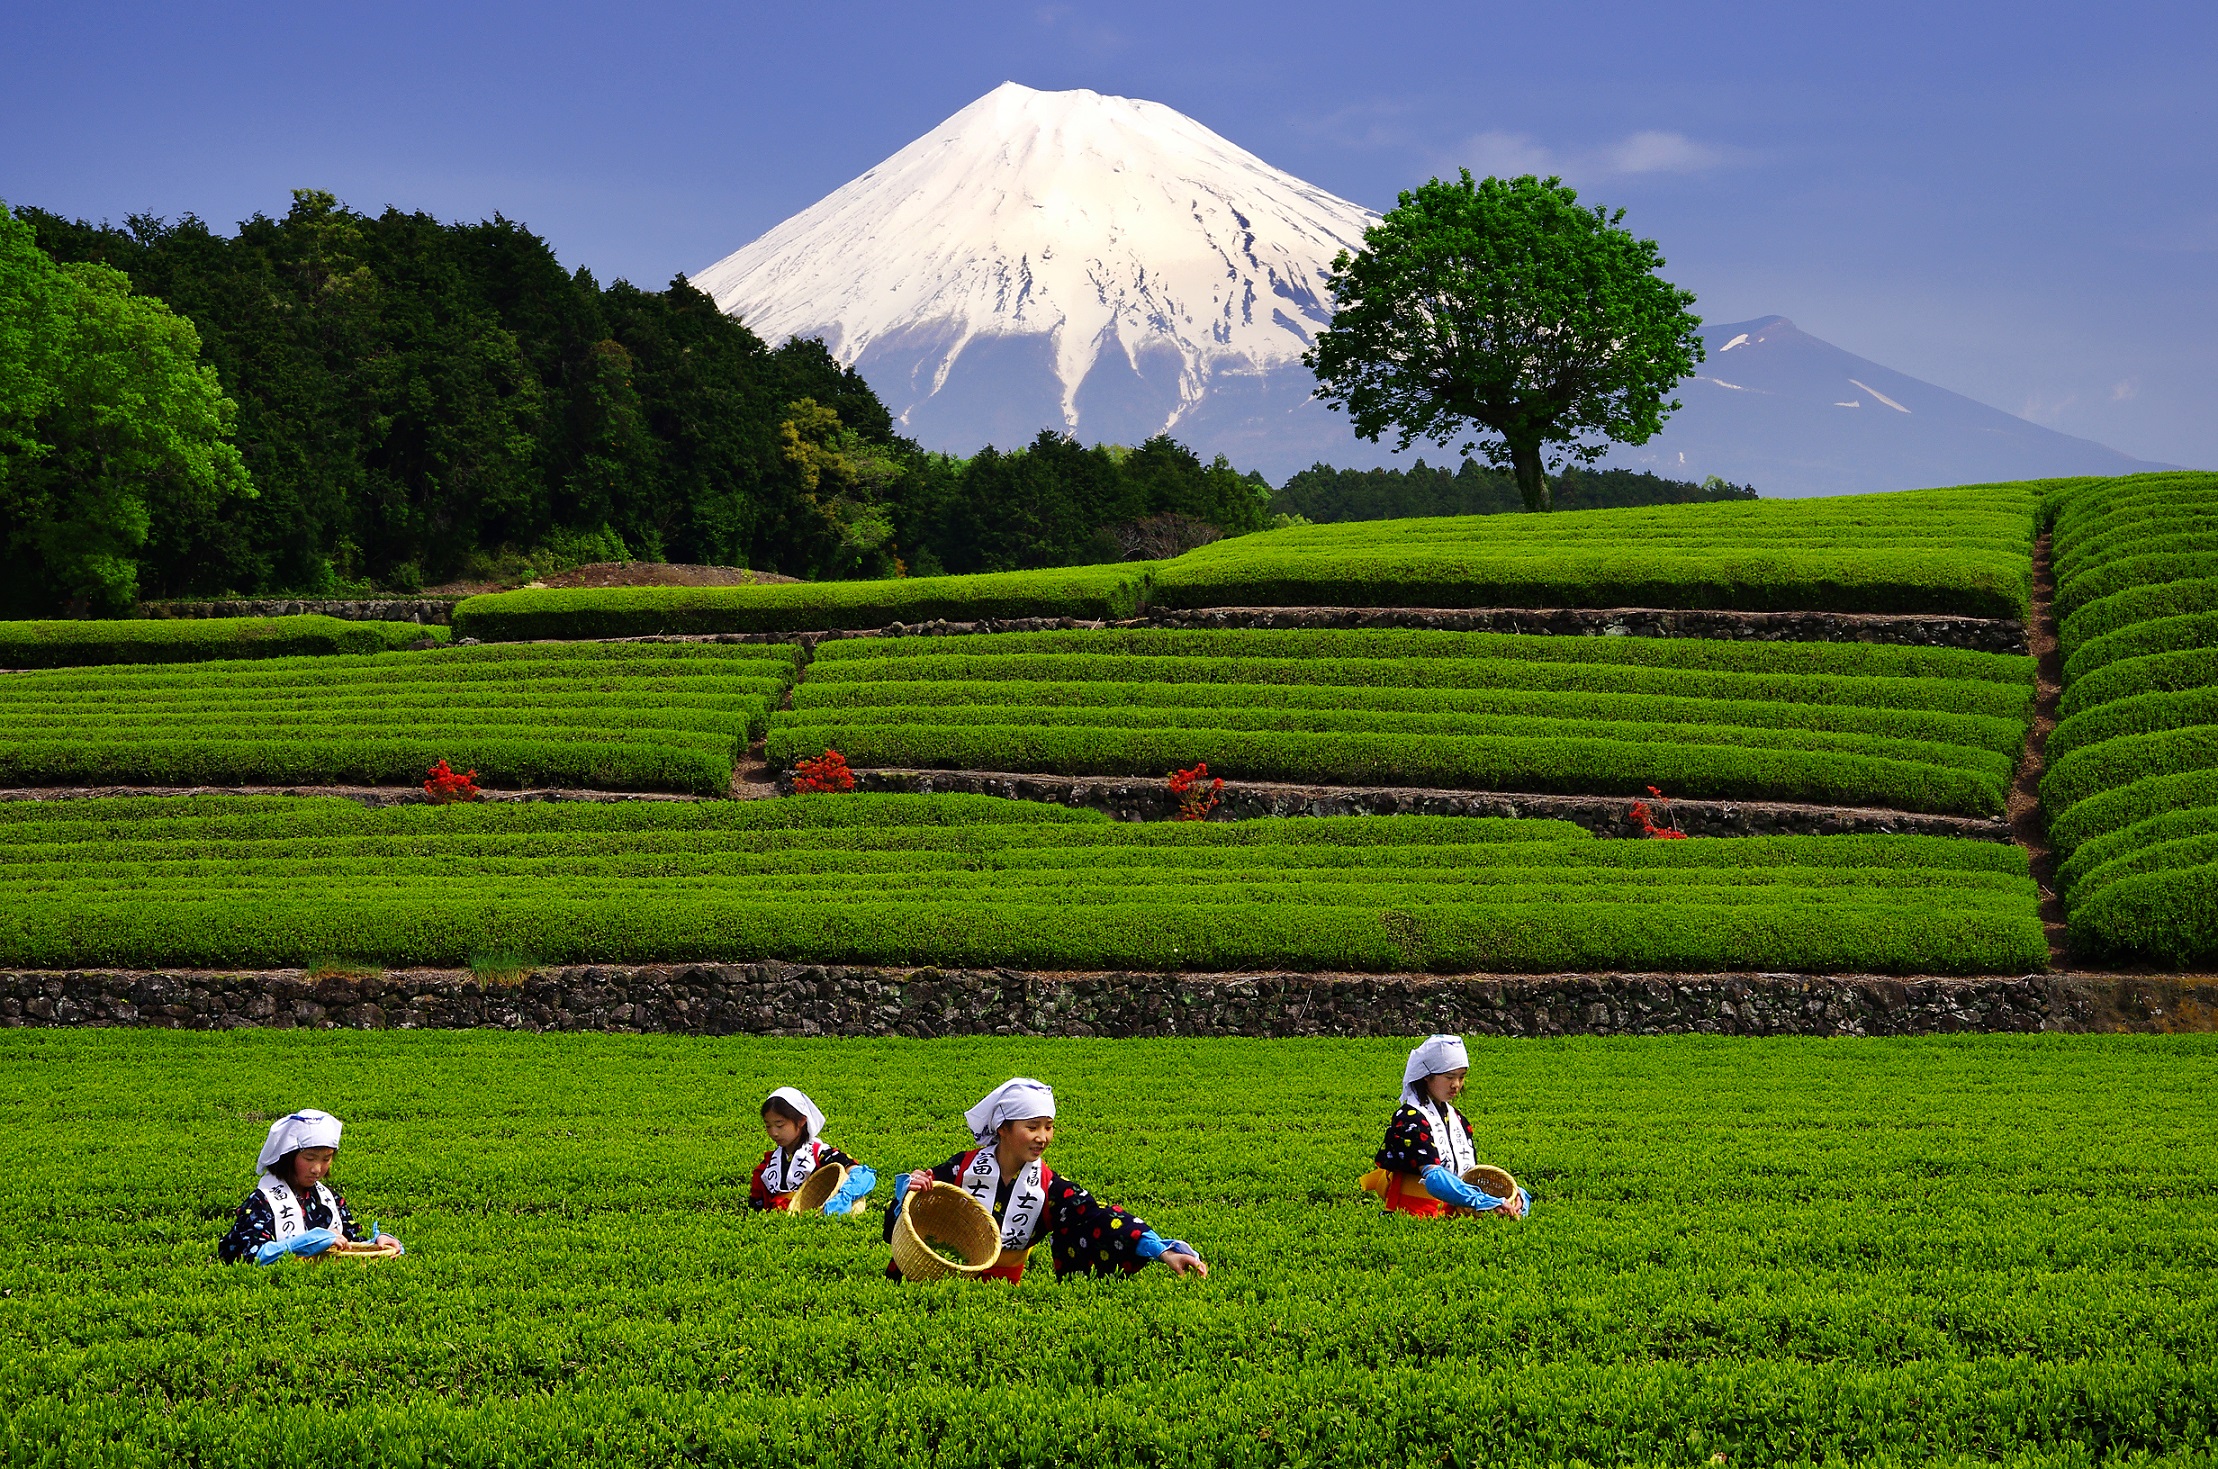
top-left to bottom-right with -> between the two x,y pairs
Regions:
2007,533 -> 2070,967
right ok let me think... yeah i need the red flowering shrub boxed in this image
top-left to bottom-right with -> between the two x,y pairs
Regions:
423,759 -> 480,804
1628,784 -> 1688,839
1167,762 -> 1223,822
793,748 -> 856,793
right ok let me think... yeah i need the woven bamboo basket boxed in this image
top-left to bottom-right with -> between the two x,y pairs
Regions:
891,1182 -> 1001,1281
315,1237 -> 403,1261
1462,1164 -> 1521,1202
789,1164 -> 847,1214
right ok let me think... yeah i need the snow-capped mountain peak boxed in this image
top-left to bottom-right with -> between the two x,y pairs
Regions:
691,82 -> 1376,445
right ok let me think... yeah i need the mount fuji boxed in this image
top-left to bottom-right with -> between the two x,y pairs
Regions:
693,83 -> 2174,494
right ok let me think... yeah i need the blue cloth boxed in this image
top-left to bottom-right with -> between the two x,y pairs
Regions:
1423,1165 -> 1533,1216
824,1165 -> 877,1216
252,1227 -> 338,1265
1136,1230 -> 1197,1262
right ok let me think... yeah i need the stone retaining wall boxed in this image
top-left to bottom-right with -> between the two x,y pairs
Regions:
838,769 -> 2012,839
8,965 -> 2210,1037
138,598 -> 459,624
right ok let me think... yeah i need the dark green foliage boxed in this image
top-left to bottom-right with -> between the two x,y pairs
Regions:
0,796 -> 2042,972
1272,457 -> 1753,522
894,431 -> 1270,576
18,193 -> 898,599
0,615 -> 437,668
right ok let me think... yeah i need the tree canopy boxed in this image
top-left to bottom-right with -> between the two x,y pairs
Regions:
1,205 -> 253,615
1305,172 -> 1704,512
16,193 -> 1278,608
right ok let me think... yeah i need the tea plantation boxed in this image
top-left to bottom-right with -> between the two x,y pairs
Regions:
3,473 -> 2216,1466
2,1030 -> 2211,1467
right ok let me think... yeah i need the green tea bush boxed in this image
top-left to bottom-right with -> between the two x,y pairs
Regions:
773,721 -> 2011,815
2060,579 -> 2218,658
0,615 -> 440,669
1,1029 -> 2207,1466
2047,688 -> 2218,762
779,629 -> 2030,814
2060,610 -> 2218,684
1147,483 -> 2038,617
793,677 -> 2033,756
2040,473 -> 2218,960
450,564 -> 1155,640
0,645 -> 798,794
0,796 -> 2042,973
2055,550 -> 2218,621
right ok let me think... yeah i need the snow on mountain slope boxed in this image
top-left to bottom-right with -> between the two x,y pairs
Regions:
1605,316 -> 2175,497
695,83 -> 2176,493
691,82 -> 1375,460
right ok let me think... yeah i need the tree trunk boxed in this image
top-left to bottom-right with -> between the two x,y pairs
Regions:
1509,437 -> 1551,512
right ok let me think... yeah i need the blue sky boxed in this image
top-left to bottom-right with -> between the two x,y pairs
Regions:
5,1 -> 2212,467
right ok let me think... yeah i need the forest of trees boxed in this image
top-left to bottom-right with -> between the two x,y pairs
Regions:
5,192 -> 1746,615
1272,458 -> 1755,522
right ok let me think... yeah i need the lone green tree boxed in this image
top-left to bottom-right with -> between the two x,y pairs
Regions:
1306,172 -> 1704,512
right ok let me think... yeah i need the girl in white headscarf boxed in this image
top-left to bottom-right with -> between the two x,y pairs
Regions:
749,1086 -> 877,1215
1364,1036 -> 1531,1220
217,1109 -> 401,1264
880,1076 -> 1207,1283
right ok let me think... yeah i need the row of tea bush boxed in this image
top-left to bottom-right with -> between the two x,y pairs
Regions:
0,795 -> 2045,974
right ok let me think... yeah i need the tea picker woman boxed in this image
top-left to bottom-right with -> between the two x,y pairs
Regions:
1363,1034 -> 1532,1219
882,1077 -> 1207,1282
218,1109 -> 403,1264
749,1086 -> 878,1214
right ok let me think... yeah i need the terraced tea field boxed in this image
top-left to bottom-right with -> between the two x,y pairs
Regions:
2041,471 -> 2218,963
0,795 -> 2045,973
1148,482 -> 2042,616
2,1030 -> 2209,1467
0,643 -> 795,795
778,628 -> 2034,814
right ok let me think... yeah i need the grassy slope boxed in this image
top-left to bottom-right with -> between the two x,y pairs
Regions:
1,1031 -> 2209,1467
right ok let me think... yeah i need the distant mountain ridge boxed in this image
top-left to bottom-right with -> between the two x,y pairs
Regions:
695,84 -> 2174,494
1604,316 -> 2175,496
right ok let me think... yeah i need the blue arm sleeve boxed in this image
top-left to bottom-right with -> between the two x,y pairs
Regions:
824,1165 -> 877,1215
1136,1230 -> 1198,1262
1422,1165 -> 1504,1212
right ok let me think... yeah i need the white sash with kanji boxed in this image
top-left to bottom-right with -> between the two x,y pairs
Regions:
1420,1098 -> 1474,1175
256,1173 -> 338,1242
761,1140 -> 826,1196
961,1147 -> 1047,1252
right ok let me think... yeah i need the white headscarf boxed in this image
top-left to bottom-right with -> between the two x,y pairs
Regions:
255,1108 -> 343,1172
964,1077 -> 1056,1143
765,1086 -> 825,1139
1400,1035 -> 1470,1109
